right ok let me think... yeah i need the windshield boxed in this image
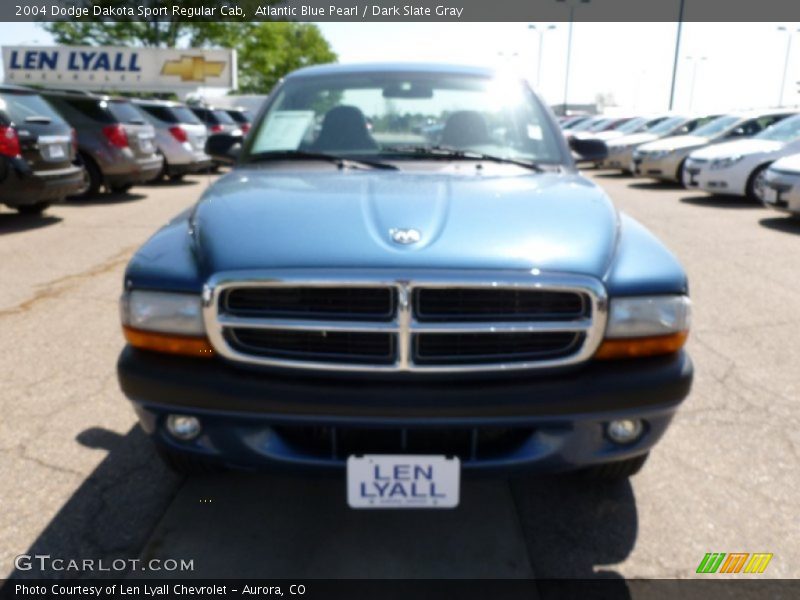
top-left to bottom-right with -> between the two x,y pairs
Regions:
586,118 -> 614,132
569,117 -> 603,132
647,116 -> 687,136
755,114 -> 800,142
615,117 -> 647,134
0,91 -> 65,124
248,72 -> 562,164
692,115 -> 740,138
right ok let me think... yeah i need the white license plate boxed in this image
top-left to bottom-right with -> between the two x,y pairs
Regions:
46,144 -> 65,160
762,187 -> 778,204
347,454 -> 460,509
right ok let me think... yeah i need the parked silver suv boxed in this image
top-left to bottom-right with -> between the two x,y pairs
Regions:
133,100 -> 212,181
42,91 -> 163,195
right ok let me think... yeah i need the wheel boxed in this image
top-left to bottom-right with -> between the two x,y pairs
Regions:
675,157 -> 687,183
745,164 -> 769,201
16,202 -> 50,215
109,183 -> 133,194
156,444 -> 220,475
76,153 -> 103,198
583,452 -> 649,481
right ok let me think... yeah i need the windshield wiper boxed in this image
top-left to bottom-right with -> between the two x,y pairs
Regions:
382,145 -> 545,172
246,150 -> 398,171
24,116 -> 51,124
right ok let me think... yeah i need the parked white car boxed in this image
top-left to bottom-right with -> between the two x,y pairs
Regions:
682,113 -> 800,199
576,115 -> 666,143
602,115 -> 710,172
633,111 -> 794,183
761,153 -> 800,216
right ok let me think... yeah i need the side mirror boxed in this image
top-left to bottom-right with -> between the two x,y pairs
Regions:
205,133 -> 242,165
569,137 -> 608,163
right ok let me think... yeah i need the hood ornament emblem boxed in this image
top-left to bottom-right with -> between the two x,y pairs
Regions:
389,228 -> 421,245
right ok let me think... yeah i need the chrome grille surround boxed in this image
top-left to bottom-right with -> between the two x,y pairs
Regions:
203,270 -> 608,373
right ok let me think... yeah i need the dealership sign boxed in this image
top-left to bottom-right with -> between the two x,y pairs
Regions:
2,45 -> 236,91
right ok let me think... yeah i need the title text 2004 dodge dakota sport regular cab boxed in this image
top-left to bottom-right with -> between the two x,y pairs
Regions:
117,64 -> 692,508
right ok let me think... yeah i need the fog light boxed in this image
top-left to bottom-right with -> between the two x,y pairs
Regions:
166,414 -> 201,441
607,419 -> 644,445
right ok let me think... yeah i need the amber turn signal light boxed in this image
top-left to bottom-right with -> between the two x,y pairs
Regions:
123,326 -> 215,358
594,331 -> 688,360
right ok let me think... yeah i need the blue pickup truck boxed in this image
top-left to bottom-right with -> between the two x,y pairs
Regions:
117,64 -> 692,508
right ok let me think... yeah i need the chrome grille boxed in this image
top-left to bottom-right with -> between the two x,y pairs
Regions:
204,271 -> 607,373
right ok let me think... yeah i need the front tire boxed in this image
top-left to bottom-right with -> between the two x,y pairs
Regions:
583,452 -> 649,481
746,164 -> 769,201
16,202 -> 50,215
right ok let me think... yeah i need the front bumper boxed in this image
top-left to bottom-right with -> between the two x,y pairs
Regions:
601,147 -> 636,171
118,347 -> 693,473
762,169 -> 800,214
632,153 -> 684,181
682,163 -> 747,196
0,158 -> 84,206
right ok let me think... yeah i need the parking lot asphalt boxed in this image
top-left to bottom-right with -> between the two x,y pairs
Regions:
1,170 -> 798,581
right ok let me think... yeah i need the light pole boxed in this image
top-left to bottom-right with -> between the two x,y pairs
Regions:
668,0 -> 686,110
686,56 -> 707,111
777,26 -> 800,107
528,24 -> 557,90
557,0 -> 591,116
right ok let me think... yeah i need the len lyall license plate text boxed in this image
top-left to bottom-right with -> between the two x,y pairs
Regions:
347,455 -> 460,509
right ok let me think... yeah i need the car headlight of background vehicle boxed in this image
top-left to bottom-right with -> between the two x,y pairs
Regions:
710,155 -> 744,170
120,290 -> 214,357
596,295 -> 691,359
647,149 -> 673,160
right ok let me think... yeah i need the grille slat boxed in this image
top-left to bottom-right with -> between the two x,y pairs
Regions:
415,288 -> 586,322
224,287 -> 394,321
228,328 -> 395,365
414,332 -> 583,365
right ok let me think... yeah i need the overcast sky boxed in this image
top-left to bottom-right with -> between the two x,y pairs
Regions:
2,21 -> 799,113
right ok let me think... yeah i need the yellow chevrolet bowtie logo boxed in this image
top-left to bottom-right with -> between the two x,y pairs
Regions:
161,56 -> 225,82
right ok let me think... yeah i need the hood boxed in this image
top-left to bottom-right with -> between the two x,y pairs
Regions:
689,138 -> 785,160
190,167 -> 619,278
587,130 -> 626,141
768,152 -> 800,173
638,135 -> 710,152
608,132 -> 658,148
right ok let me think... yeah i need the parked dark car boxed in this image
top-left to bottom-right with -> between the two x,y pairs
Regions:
118,64 -> 692,508
0,85 -> 84,214
41,91 -> 163,196
189,105 -> 241,136
223,107 -> 253,135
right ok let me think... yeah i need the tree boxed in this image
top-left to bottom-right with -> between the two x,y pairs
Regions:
44,2 -> 337,94
189,23 -> 337,93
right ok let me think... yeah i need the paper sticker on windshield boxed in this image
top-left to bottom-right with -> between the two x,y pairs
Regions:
251,110 -> 315,152
527,124 -> 543,140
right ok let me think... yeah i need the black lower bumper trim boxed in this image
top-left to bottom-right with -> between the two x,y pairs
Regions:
118,347 -> 693,419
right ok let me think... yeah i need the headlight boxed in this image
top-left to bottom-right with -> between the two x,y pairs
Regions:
710,155 -> 743,170
120,291 -> 213,357
596,295 -> 691,359
121,290 -> 206,334
648,149 -> 672,160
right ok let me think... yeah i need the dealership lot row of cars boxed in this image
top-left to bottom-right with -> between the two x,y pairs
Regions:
562,110 -> 800,217
0,84 -> 251,213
